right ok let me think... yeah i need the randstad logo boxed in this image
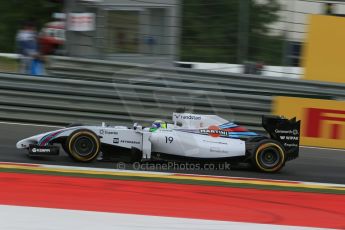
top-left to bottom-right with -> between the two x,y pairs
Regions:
176,115 -> 201,120
304,108 -> 345,139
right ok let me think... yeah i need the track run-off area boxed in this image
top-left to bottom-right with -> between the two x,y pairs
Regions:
0,121 -> 345,229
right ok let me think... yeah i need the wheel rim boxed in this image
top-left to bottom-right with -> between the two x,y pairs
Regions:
259,147 -> 280,168
73,136 -> 95,157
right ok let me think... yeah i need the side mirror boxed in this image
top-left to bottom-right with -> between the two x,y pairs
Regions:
133,123 -> 142,131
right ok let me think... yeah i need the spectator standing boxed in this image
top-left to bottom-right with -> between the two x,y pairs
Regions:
16,21 -> 42,75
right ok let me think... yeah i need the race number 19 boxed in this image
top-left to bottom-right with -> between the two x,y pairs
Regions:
165,136 -> 174,143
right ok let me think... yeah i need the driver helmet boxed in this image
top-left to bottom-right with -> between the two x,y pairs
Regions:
152,120 -> 167,129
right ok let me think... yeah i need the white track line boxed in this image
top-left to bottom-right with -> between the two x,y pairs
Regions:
0,161 -> 175,176
0,205 -> 328,230
0,121 -> 63,128
300,146 -> 345,152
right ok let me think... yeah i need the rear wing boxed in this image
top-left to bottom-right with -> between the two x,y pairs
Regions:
262,115 -> 301,160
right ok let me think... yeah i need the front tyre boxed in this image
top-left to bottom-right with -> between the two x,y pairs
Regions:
66,129 -> 100,162
251,140 -> 285,173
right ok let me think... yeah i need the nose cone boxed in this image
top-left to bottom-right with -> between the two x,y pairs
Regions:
16,139 -> 32,149
16,140 -> 25,149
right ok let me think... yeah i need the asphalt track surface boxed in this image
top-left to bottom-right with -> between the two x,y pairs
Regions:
0,122 -> 344,184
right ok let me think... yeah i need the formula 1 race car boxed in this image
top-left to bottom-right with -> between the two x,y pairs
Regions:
16,113 -> 300,173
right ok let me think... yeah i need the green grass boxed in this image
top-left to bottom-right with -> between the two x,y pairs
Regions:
0,57 -> 19,73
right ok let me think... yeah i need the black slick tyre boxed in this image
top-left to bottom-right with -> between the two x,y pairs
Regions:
251,139 -> 285,173
66,129 -> 100,162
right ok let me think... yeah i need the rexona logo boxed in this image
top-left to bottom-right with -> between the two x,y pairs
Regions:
305,108 -> 345,139
200,125 -> 229,138
175,114 -> 202,120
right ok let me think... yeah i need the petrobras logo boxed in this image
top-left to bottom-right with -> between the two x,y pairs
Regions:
305,108 -> 345,140
120,140 -> 141,145
174,114 -> 202,120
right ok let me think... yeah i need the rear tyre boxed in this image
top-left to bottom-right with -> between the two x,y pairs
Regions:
251,139 -> 285,173
66,129 -> 100,162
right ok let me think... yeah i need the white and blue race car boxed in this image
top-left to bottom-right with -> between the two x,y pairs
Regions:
16,113 -> 300,172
